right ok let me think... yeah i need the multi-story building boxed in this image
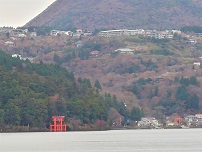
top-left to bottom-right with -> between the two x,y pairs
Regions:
98,29 -> 145,37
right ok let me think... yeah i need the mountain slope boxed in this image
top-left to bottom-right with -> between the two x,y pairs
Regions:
0,50 -> 128,131
25,0 -> 202,30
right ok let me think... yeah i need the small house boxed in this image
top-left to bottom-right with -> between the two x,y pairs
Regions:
51,30 -> 60,36
193,62 -> 200,66
18,33 -> 26,38
90,50 -> 100,58
5,41 -> 15,47
185,115 -> 198,122
138,117 -> 160,128
12,54 -> 22,60
188,39 -> 197,45
64,31 -> 73,36
84,32 -> 93,36
30,32 -> 37,37
76,29 -> 83,33
195,114 -> 202,119
113,48 -> 134,54
21,57 -> 34,62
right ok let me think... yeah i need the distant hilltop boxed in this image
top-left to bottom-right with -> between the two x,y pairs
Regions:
25,0 -> 202,30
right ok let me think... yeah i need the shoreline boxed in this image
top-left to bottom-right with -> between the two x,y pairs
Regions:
1,126 -> 202,133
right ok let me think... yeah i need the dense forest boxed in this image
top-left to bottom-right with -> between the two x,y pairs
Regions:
0,50 -> 142,131
129,76 -> 200,117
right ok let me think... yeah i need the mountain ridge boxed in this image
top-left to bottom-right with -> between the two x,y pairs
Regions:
25,0 -> 202,30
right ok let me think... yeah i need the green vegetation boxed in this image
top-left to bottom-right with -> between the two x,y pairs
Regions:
159,100 -> 177,116
0,51 -> 23,70
149,38 -> 170,44
94,80 -> 102,90
129,78 -> 154,99
112,63 -> 140,74
117,101 -> 143,123
141,60 -> 158,71
176,85 -> 189,100
130,107 -> 143,121
181,26 -> 202,33
150,49 -> 174,56
180,76 -> 199,87
28,26 -> 52,36
129,75 -> 201,116
176,85 -> 199,110
0,51 -> 108,129
3,11 -> 202,129
0,51 -> 143,131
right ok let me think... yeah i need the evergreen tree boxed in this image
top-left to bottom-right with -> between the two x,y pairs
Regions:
166,90 -> 172,98
186,94 -> 199,110
53,54 -> 62,65
4,101 -> 21,125
130,107 -> 142,121
154,86 -> 158,96
94,80 -> 102,90
190,76 -> 198,86
78,77 -> 82,83
176,86 -> 189,101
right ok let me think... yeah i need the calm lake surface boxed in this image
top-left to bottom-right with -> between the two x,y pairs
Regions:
0,129 -> 202,152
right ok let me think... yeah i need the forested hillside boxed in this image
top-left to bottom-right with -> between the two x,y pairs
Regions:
25,0 -> 202,30
1,24 -> 202,131
0,51 -> 142,131
65,35 -> 202,118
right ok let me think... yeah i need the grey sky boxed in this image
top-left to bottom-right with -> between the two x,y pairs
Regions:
0,0 -> 56,27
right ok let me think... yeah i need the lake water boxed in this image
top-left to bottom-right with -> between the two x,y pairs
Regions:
0,129 -> 202,152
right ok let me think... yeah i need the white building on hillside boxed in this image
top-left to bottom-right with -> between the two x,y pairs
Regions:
98,29 -> 145,37
5,41 -> 15,47
113,48 -> 134,54
195,114 -> 202,119
12,54 -> 22,59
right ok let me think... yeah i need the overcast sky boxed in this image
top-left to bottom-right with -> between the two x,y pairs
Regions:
0,0 -> 56,27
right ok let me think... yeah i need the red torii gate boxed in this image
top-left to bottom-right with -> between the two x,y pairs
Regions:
174,116 -> 181,125
50,116 -> 67,132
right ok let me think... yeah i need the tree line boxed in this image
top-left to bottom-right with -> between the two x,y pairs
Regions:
0,50 -> 142,131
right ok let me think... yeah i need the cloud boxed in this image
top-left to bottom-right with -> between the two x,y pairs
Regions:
0,0 -> 56,27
